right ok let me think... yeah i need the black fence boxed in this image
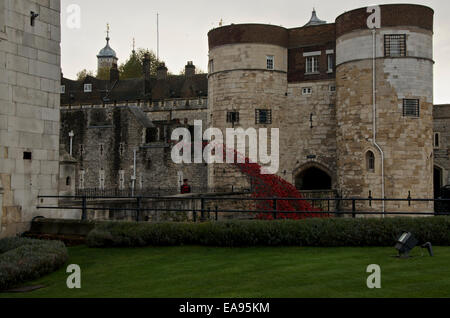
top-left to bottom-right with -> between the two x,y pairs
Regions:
75,186 -> 252,199
37,194 -> 450,222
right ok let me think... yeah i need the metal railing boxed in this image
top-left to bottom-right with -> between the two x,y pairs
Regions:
37,194 -> 450,222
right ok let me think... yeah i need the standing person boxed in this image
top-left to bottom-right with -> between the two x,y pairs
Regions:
180,179 -> 191,194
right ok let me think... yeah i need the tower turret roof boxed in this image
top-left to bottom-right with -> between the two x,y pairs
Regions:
304,9 -> 327,26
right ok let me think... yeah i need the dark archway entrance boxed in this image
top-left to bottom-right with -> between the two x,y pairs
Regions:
295,167 -> 332,191
434,166 -> 443,198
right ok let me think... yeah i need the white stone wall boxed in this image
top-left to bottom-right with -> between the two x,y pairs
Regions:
336,27 -> 433,66
209,43 -> 287,73
0,0 -> 61,237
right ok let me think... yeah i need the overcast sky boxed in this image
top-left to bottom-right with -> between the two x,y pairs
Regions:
61,0 -> 450,104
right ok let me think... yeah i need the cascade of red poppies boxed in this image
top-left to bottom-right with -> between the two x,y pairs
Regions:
221,144 -> 328,220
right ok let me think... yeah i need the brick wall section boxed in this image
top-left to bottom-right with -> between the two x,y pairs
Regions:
0,0 -> 61,237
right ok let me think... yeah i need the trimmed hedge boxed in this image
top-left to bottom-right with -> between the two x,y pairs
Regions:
86,217 -> 450,248
0,238 -> 68,291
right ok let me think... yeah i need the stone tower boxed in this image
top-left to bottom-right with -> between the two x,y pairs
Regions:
97,24 -> 118,74
335,4 -> 434,214
207,24 -> 288,190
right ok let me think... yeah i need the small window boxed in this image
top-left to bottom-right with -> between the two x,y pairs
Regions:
255,109 -> 272,124
23,152 -> 32,160
84,83 -> 92,92
227,111 -> 239,124
302,87 -> 312,95
329,85 -> 336,93
119,170 -> 125,190
99,143 -> 104,157
306,56 -> 319,74
79,170 -> 85,190
385,34 -> 406,57
60,85 -> 65,94
434,133 -> 440,149
403,99 -> 420,117
99,169 -> 105,190
119,143 -> 125,156
66,176 -> 71,186
146,127 -> 158,143
327,54 -> 334,73
266,56 -> 274,70
209,59 -> 214,73
366,151 -> 375,172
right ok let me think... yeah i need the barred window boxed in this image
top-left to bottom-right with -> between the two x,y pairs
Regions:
385,34 -> 406,57
226,111 -> 239,124
403,99 -> 420,117
255,109 -> 272,124
266,56 -> 274,70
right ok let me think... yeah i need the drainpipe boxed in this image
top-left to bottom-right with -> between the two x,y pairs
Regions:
131,148 -> 137,197
371,29 -> 385,217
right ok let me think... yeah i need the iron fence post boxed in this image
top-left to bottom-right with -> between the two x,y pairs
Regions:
81,196 -> 87,220
136,196 -> 142,222
273,199 -> 277,219
200,197 -> 206,221
352,199 -> 356,218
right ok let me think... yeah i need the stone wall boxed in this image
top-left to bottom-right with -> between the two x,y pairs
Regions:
0,0 -> 61,237
434,105 -> 450,187
336,26 -> 434,214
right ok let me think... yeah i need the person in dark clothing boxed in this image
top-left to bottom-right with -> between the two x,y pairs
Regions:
180,179 -> 191,194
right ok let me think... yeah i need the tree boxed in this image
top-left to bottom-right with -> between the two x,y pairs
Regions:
119,48 -> 163,80
96,67 -> 110,80
76,69 -> 94,80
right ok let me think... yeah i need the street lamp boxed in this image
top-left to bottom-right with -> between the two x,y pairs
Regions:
68,131 -> 74,156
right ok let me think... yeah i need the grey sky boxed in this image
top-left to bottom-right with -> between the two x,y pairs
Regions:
61,0 -> 450,104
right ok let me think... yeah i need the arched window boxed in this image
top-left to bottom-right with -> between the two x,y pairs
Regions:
66,176 -> 71,186
366,151 -> 375,172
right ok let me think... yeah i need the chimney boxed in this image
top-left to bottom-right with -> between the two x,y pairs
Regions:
110,63 -> 119,82
143,53 -> 151,80
157,62 -> 168,80
185,61 -> 195,77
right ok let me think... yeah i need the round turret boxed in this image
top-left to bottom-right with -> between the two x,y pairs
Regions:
335,4 -> 434,214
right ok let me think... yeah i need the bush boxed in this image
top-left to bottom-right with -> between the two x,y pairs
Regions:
0,238 -> 68,291
86,217 -> 450,248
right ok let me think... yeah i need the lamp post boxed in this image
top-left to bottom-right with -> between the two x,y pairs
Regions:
131,148 -> 137,197
68,131 -> 74,156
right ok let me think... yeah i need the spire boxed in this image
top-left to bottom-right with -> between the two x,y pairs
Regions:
106,23 -> 110,43
304,8 -> 326,26
132,37 -> 136,55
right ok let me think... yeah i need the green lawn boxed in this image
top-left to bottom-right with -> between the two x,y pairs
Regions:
1,245 -> 450,298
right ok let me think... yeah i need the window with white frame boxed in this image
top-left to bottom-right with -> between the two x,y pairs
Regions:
266,55 -> 274,70
60,85 -> 65,94
302,87 -> 312,95
434,133 -> 440,149
327,54 -> 334,73
306,56 -> 319,74
84,83 -> 92,92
